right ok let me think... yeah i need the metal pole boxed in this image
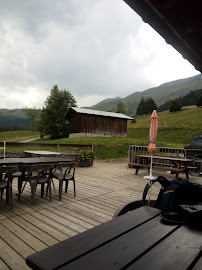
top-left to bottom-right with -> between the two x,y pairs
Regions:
144,153 -> 156,180
4,141 -> 6,159
150,153 -> 153,178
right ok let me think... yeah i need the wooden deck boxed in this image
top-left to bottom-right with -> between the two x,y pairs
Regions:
0,161 -> 201,269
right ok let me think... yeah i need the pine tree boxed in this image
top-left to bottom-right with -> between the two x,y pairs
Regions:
116,100 -> 126,114
136,98 -> 145,116
145,97 -> 157,114
169,99 -> 182,113
39,85 -> 77,138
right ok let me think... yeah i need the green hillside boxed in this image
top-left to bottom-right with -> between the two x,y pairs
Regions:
127,105 -> 202,146
34,105 -> 202,160
90,74 -> 202,115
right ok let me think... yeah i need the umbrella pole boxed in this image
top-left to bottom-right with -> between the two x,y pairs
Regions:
144,153 -> 156,180
150,153 -> 153,178
144,154 -> 155,205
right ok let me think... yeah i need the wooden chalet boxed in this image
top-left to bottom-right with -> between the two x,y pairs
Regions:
65,107 -> 133,138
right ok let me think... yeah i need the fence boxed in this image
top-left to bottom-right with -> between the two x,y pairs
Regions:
0,142 -> 93,160
128,145 -> 186,166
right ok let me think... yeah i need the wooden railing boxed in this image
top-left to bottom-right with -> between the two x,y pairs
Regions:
0,142 -> 93,160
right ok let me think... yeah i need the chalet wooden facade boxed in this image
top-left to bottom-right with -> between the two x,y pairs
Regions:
65,107 -> 133,138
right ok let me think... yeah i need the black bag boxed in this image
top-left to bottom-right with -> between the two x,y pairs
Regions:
142,176 -> 202,212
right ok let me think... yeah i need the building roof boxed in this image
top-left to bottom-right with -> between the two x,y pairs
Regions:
66,107 -> 133,120
124,0 -> 202,73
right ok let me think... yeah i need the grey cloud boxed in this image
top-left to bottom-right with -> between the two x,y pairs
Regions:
0,0 -> 199,109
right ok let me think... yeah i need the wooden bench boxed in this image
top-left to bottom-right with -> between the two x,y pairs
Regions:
128,162 -> 184,178
142,162 -> 197,171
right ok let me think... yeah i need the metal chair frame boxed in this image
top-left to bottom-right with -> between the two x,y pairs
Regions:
52,163 -> 76,200
17,164 -> 54,205
0,166 -> 17,209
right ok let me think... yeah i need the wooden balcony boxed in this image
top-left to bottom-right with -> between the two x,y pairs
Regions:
0,161 -> 200,269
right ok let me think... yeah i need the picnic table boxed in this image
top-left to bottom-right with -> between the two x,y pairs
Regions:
26,205 -> 202,270
129,154 -> 195,179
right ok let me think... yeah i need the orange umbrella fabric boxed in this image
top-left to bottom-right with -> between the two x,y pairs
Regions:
147,110 -> 158,154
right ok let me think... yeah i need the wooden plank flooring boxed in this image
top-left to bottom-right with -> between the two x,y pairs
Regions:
0,161 -> 201,269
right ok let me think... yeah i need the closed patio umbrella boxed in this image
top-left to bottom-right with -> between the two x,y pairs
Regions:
144,110 -> 158,180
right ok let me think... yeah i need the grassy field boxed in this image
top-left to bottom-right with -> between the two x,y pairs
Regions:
1,106 -> 202,160
0,131 -> 39,142
34,106 -> 202,160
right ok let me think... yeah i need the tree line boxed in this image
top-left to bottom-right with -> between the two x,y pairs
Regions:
0,114 -> 31,131
115,97 -> 157,116
136,97 -> 157,116
134,88 -> 202,116
158,89 -> 202,112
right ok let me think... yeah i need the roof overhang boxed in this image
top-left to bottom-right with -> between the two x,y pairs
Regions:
123,0 -> 202,73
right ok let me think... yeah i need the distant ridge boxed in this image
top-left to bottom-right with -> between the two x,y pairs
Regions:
89,74 -> 202,115
89,97 -> 121,112
1,74 -> 202,129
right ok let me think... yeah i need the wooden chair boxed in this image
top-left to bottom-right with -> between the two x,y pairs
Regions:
0,166 -> 17,209
18,164 -> 54,205
113,199 -> 156,219
52,163 -> 77,200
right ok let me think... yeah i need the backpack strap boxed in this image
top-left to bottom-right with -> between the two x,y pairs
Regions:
142,176 -> 169,205
156,176 -> 170,188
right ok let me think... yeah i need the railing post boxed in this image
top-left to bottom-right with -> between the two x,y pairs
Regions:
4,141 -> 6,159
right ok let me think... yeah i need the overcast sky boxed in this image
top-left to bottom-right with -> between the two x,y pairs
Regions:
0,0 -> 200,109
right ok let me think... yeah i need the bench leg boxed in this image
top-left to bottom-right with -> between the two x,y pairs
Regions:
185,167 -> 189,179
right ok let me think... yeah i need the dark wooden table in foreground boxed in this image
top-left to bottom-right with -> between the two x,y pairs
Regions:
26,206 -> 202,270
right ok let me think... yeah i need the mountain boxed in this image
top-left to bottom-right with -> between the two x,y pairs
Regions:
1,74 -> 202,130
89,74 -> 202,115
90,97 -> 121,112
